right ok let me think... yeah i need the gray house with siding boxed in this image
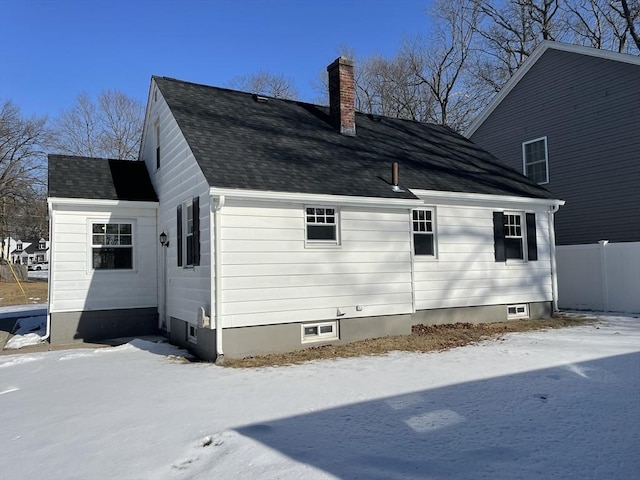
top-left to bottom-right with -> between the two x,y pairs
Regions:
466,41 -> 640,246
466,41 -> 640,313
48,57 -> 565,359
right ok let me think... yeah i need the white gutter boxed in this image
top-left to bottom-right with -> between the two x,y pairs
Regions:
410,189 -> 565,209
548,204 -> 561,313
209,187 -> 425,209
210,194 -> 226,364
47,198 -> 159,209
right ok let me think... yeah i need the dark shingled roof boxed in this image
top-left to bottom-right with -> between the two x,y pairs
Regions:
154,76 -> 556,200
48,155 -> 158,202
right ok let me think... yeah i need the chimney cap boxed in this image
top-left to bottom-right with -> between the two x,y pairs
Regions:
327,56 -> 355,71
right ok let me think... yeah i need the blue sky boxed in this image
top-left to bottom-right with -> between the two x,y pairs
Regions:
0,0 -> 435,117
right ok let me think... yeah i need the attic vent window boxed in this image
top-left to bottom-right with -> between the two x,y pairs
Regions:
252,94 -> 269,103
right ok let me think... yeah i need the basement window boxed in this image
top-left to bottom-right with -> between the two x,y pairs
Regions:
302,321 -> 338,343
507,304 -> 529,319
187,324 -> 197,344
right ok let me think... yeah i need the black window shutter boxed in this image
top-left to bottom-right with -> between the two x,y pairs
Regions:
193,196 -> 200,266
526,213 -> 538,261
177,204 -> 183,267
493,212 -> 506,262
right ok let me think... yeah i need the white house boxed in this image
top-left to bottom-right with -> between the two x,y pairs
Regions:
3,237 -> 49,265
47,57 -> 563,360
47,157 -> 159,343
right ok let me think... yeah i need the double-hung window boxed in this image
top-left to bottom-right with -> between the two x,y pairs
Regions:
503,213 -> 523,260
493,212 -> 538,262
522,137 -> 549,184
305,207 -> 338,244
177,197 -> 200,267
91,222 -> 133,270
412,209 -> 435,256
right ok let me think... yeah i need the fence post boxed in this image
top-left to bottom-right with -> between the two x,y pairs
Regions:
598,240 -> 609,312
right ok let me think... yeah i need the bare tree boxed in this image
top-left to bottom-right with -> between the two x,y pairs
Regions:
227,71 -> 299,99
402,0 -> 482,130
351,53 -> 434,121
614,0 -> 640,50
0,101 -> 49,251
472,0 -> 567,91
0,101 -> 48,201
563,0 -> 639,51
51,90 -> 144,160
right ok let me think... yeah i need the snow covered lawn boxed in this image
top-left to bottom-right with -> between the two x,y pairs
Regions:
1,314 -> 638,480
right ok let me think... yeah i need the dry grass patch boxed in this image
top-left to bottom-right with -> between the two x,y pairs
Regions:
224,313 -> 598,368
0,280 -> 48,307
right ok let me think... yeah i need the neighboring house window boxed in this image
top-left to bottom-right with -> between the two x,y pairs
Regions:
36,254 -> 44,262
16,243 -> 22,252
155,123 -> 161,170
177,197 -> 200,267
493,212 -> 538,262
302,321 -> 338,343
39,241 -> 46,250
412,209 -> 435,256
305,207 -> 339,244
522,137 -> 549,184
91,223 -> 133,270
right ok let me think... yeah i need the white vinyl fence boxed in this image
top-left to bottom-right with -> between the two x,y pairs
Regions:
556,242 -> 640,314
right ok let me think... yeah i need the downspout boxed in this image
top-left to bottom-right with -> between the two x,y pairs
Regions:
548,204 -> 560,313
43,203 -> 54,342
210,194 -> 226,364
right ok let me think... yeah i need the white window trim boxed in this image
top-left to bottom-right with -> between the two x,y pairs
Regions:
411,207 -> 437,258
304,206 -> 341,247
182,198 -> 196,268
504,211 -> 526,263
522,136 -> 549,185
301,321 -> 339,343
87,219 -> 136,273
507,304 -> 529,319
187,324 -> 197,344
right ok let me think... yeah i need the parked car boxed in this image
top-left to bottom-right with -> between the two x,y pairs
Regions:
28,262 -> 49,271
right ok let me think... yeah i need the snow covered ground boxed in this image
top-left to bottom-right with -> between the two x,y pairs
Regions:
1,314 -> 638,480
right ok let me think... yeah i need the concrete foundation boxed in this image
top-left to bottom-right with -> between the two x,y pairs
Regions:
168,301 -> 553,360
50,307 -> 158,344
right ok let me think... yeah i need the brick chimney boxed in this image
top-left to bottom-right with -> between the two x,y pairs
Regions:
327,57 -> 356,136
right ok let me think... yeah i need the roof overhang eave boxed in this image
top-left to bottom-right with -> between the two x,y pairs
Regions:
410,189 -> 565,209
48,197 -> 159,209
208,187 -> 426,209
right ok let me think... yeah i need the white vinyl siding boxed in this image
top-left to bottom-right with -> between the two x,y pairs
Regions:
413,205 -> 552,311
141,82 -> 211,326
48,205 -> 157,313
219,201 -> 413,328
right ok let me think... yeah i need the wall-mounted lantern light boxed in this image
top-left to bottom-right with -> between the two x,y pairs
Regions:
159,231 -> 169,247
